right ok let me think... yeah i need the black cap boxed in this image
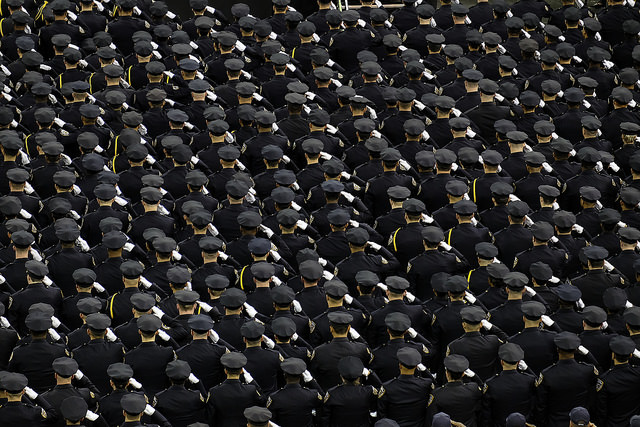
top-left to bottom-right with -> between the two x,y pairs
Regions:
583,306 -> 607,325
120,260 -> 144,278
221,352 -> 247,369
460,306 -> 485,323
521,301 -> 546,318
554,283 -> 582,302
272,316 -> 297,337
130,293 -> 155,312
85,313 -> 111,331
554,331 -> 581,351
346,227 -> 369,246
384,312 -> 411,332
446,275 -> 469,293
498,343 -> 524,363
338,356 -> 363,379
444,354 -> 469,373
52,357 -> 79,376
60,396 -> 88,422
188,314 -> 214,332
121,393 -> 146,415
107,363 -> 133,381
531,222 -> 554,241
205,274 -> 229,290
280,357 -> 306,375
610,335 -> 636,356
475,242 -> 498,259
397,347 -> 422,367
165,360 -> 191,381
240,319 -> 265,340
137,314 -> 162,332
220,288 -> 247,308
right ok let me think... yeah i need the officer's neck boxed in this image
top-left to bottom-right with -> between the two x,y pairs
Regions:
143,202 -> 159,213
303,279 -> 319,288
56,376 -> 72,386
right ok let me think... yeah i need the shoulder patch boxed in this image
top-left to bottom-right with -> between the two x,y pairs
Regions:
535,373 -> 543,387
596,378 -> 604,392
324,392 -> 330,403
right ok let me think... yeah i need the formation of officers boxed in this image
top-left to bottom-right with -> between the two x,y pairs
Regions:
9,0 -> 640,426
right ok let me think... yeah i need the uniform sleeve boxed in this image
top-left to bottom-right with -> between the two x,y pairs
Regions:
595,377 -> 607,426
377,385 -> 388,420
534,373 -> 548,425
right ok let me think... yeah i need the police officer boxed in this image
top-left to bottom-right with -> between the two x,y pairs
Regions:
205,352 -> 266,426
377,347 -> 434,425
534,331 -> 599,426
482,342 -> 536,425
267,357 -> 323,427
572,246 -> 624,308
428,354 -> 483,425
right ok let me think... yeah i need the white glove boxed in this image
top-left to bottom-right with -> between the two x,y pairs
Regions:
0,316 -> 10,328
242,369 -> 254,383
24,386 -> 38,399
209,329 -> 220,343
344,294 -> 353,305
302,370 -> 313,382
362,367 -> 371,377
367,242 -> 382,251
188,373 -> 200,384
48,328 -> 61,341
439,242 -> 452,251
349,220 -> 360,228
74,369 -> 84,380
292,300 -> 302,313
295,220 -> 308,230
627,301 -> 634,308
464,291 -> 477,304
51,316 -> 61,328
524,286 -> 536,296
152,306 -> 165,319
106,328 -> 117,342
407,327 -> 418,339
270,250 -> 282,261
129,378 -> 142,389
43,276 -> 53,286
140,276 -> 153,289
157,330 -> 171,342
399,159 -> 411,171
518,360 -> 529,371
291,201 -> 302,212
421,213 -> 434,224
144,404 -> 155,416
464,369 -> 476,378
93,282 -> 106,293
348,328 -> 361,339
634,349 -> 640,359
263,335 -> 275,349
481,319 -> 493,330
341,191 -> 355,202
85,410 -> 99,421
207,224 -> 220,236
322,270 -> 334,280
541,315 -> 554,327
340,171 -> 352,180
578,345 -> 589,355
272,276 -> 283,286
244,302 -> 257,318
319,152 -> 332,161
405,291 -> 416,303
260,224 -> 274,238
197,301 -> 213,313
